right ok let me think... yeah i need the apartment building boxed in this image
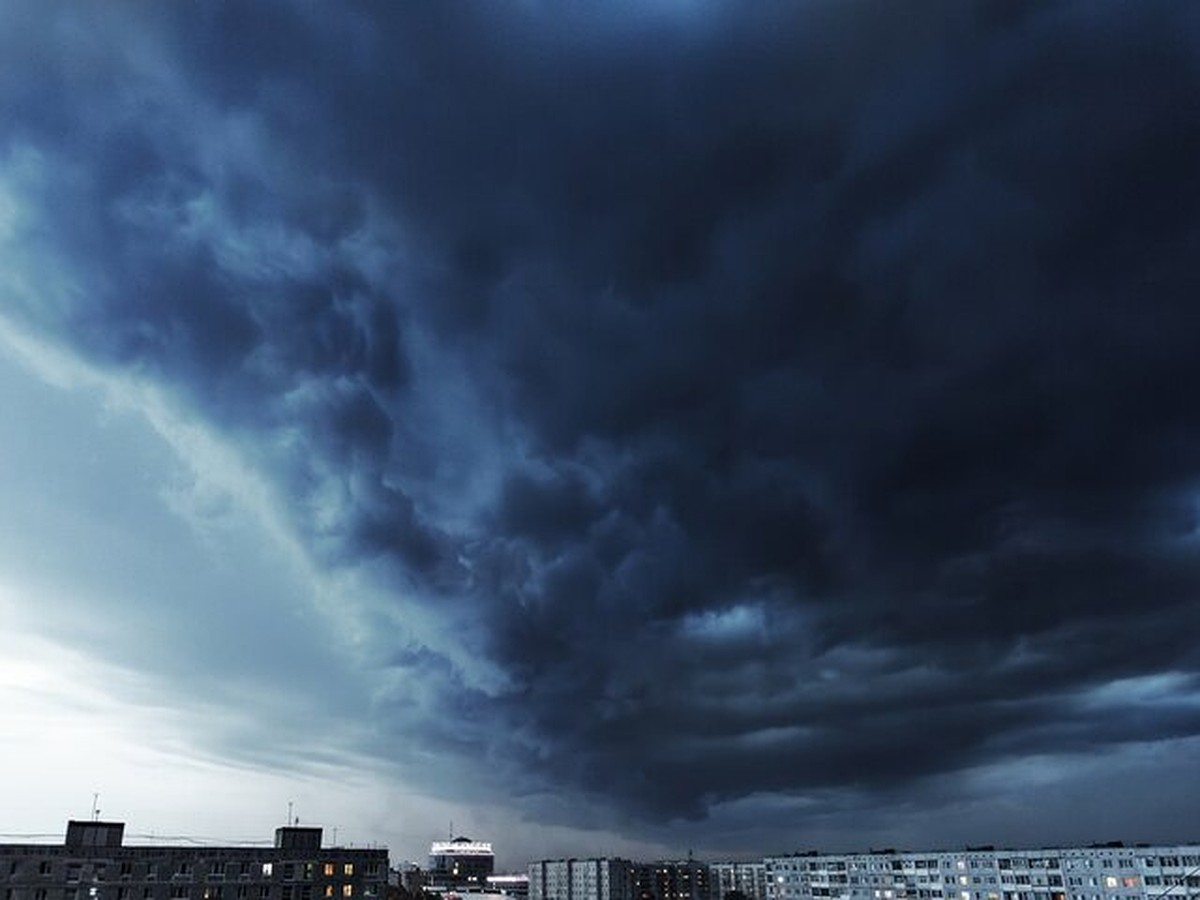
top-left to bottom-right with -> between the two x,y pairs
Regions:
764,845 -> 1200,900
634,861 -> 711,900
528,860 -> 635,900
0,821 -> 388,900
710,863 -> 766,900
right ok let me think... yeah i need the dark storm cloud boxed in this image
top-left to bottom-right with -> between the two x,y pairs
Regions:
4,0 -> 1200,843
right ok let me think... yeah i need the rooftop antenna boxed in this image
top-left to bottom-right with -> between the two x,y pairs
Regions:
91,793 -> 100,822
287,801 -> 293,827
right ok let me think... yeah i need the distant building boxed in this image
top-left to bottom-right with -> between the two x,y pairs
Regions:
709,863 -> 766,900
428,840 -> 495,891
528,860 -> 635,900
763,844 -> 1200,900
391,862 -> 426,896
0,821 -> 388,900
634,862 -> 711,900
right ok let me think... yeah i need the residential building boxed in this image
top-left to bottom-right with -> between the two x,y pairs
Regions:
528,860 -> 635,900
763,844 -> 1200,900
710,863 -> 766,900
0,821 -> 388,900
634,862 -> 710,900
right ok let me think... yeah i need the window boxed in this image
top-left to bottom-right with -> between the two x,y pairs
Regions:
324,889 -> 333,899
342,867 -> 353,878
341,889 -> 351,898
173,888 -> 189,900
323,868 -> 334,879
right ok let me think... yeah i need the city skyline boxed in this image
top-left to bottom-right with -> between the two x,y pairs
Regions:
2,0 -> 1200,871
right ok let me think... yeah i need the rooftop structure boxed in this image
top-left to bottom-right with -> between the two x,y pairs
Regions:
429,838 -> 495,890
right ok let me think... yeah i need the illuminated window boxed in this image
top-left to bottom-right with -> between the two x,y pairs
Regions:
343,867 -> 353,878
261,867 -> 273,879
343,888 -> 353,898
1103,879 -> 1118,890
325,888 -> 334,898
324,867 -> 335,878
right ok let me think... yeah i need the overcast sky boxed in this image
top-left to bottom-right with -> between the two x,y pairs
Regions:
2,0 -> 1200,871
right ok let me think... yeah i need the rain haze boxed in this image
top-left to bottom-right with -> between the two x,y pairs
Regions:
1,0 -> 1199,870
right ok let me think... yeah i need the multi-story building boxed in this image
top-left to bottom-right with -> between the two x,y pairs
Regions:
428,840 -> 495,892
0,821 -> 388,900
634,862 -> 710,900
528,860 -> 635,900
710,864 -> 766,900
764,845 -> 1200,900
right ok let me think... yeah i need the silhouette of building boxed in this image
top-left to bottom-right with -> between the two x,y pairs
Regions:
0,821 -> 388,900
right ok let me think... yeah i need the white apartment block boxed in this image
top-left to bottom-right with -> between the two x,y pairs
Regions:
528,860 -> 635,900
764,845 -> 1200,900
711,863 -> 767,900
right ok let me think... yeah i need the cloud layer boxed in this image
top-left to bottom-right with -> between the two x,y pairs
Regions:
3,0 -> 1200,853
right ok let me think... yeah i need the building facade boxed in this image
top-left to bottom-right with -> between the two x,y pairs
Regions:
634,862 -> 711,900
764,845 -> 1200,900
710,864 -> 766,900
528,860 -> 635,900
428,839 -> 495,892
0,822 -> 388,900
